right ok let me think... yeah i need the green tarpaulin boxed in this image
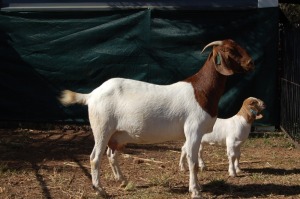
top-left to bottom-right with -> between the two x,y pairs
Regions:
0,8 -> 278,125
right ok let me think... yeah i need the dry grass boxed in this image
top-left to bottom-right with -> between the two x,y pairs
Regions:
0,127 -> 300,199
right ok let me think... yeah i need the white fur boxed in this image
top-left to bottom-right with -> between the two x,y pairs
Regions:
64,78 -> 216,198
180,115 -> 252,177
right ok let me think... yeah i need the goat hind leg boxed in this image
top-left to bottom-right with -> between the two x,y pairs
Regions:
226,145 -> 237,177
90,145 -> 107,196
90,126 -> 114,196
107,147 -> 128,187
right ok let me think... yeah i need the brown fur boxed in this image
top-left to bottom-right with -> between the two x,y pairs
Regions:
185,55 -> 227,117
108,139 -> 125,152
237,97 -> 265,123
184,39 -> 254,117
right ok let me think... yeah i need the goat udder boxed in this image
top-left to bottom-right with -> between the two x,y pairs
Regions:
108,139 -> 124,152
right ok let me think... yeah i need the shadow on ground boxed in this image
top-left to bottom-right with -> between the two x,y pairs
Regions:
202,174 -> 300,198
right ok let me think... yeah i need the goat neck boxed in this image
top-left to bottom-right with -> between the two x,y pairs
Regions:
184,54 -> 227,118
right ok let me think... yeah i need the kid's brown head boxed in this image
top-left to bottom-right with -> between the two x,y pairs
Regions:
237,97 -> 266,123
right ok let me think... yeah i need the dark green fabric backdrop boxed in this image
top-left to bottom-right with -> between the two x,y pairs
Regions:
0,8 -> 278,125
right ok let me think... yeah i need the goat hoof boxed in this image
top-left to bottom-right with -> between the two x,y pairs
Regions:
93,185 -> 107,197
199,185 -> 203,192
180,166 -> 188,172
191,196 -> 202,199
200,166 -> 206,172
120,180 -> 128,188
191,191 -> 202,199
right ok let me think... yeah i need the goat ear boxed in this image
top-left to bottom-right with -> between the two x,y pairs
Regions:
255,114 -> 263,120
213,50 -> 234,76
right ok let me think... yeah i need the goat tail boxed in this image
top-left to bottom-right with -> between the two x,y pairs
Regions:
59,90 -> 89,106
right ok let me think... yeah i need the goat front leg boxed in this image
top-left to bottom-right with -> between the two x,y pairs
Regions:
198,144 -> 206,171
185,133 -> 202,198
234,146 -> 242,173
226,143 -> 237,177
107,147 -> 128,187
179,143 -> 188,171
180,143 -> 206,173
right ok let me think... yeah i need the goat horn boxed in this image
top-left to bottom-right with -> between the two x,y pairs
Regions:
201,41 -> 223,54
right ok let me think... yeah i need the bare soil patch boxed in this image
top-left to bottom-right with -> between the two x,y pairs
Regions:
0,126 -> 300,199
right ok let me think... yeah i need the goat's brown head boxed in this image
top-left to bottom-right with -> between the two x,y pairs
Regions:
238,97 -> 266,123
202,39 -> 254,75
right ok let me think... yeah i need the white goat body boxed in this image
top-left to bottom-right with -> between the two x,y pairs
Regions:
71,78 -> 215,145
201,115 -> 251,147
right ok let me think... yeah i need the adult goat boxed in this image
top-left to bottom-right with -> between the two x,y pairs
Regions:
59,39 -> 254,198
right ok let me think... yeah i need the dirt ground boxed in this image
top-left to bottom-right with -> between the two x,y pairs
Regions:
0,125 -> 300,199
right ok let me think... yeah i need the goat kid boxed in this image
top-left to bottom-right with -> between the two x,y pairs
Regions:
59,39 -> 254,199
179,97 -> 266,177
